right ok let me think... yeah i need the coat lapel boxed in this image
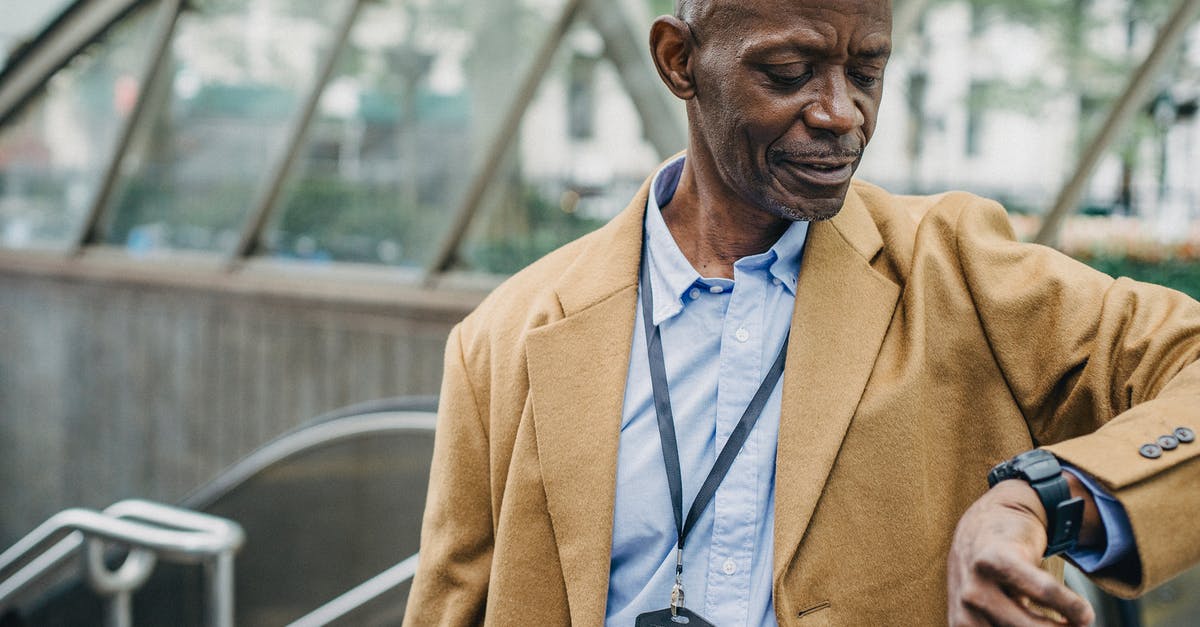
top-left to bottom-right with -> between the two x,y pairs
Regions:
773,185 -> 901,580
524,181 -> 649,625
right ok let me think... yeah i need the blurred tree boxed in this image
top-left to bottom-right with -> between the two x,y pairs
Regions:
959,0 -> 1194,215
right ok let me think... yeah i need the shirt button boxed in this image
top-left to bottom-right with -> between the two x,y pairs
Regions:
735,328 -> 750,343
709,285 -> 725,294
722,559 -> 737,575
1140,443 -> 1163,459
772,278 -> 782,286
689,288 -> 701,300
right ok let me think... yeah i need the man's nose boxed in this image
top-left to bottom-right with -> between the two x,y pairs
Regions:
801,71 -> 864,136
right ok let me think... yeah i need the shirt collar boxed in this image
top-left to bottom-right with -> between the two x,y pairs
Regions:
644,156 -> 809,326
645,157 -> 700,325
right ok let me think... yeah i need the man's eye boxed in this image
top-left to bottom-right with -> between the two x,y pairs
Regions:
766,69 -> 809,86
850,71 -> 881,88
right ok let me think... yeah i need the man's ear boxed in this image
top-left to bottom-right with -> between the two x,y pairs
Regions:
649,16 -> 697,100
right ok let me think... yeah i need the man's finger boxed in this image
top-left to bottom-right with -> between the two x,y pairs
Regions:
975,556 -> 1095,626
968,591 -> 1056,627
960,580 -> 1071,627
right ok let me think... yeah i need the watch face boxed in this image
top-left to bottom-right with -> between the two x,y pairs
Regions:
987,463 -> 1015,487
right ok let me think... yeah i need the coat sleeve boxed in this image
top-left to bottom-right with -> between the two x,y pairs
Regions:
948,197 -> 1200,598
404,324 -> 493,625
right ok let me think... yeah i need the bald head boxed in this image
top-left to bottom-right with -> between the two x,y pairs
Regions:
674,0 -> 755,28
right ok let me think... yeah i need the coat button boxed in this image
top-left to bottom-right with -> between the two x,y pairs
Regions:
1140,444 -> 1163,459
1158,435 -> 1180,451
1176,427 -> 1196,444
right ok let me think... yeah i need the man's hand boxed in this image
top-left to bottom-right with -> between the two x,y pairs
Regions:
947,479 -> 1098,626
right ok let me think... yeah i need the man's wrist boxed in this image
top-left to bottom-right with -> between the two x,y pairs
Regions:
1062,470 -> 1105,549
987,450 -> 1086,556
990,479 -> 1049,528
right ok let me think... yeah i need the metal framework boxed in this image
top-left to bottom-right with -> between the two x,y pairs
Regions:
74,0 -> 183,251
0,0 -> 148,128
421,0 -> 590,283
585,0 -> 687,160
1,0 -> 1199,277
228,0 -> 368,266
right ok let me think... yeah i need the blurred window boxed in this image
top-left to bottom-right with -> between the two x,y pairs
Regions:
0,3 -> 158,251
459,28 -> 661,275
261,0 -> 582,268
101,0 -> 345,255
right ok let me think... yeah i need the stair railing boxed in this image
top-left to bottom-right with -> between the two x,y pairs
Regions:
0,499 -> 244,627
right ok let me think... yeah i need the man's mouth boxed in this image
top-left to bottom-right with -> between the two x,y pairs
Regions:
776,158 -> 856,187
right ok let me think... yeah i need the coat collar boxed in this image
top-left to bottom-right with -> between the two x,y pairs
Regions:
524,175 -> 899,624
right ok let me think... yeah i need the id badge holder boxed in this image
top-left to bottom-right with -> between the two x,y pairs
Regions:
635,607 -> 716,627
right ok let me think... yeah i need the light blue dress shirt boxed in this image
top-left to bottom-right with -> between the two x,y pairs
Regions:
604,156 -> 1133,626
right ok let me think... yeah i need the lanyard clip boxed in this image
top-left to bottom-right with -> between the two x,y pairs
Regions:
670,547 -> 685,617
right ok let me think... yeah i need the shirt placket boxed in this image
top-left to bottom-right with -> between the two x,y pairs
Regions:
705,269 -> 766,625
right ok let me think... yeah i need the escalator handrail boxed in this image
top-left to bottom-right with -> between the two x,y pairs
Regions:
286,553 -> 420,627
182,410 -> 438,511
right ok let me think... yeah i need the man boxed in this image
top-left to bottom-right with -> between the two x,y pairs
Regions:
405,0 -> 1200,624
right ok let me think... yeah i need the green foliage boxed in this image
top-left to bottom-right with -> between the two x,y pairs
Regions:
273,176 -> 445,265
646,0 -> 677,16
1082,257 -> 1200,300
465,187 -> 606,275
106,175 -> 257,249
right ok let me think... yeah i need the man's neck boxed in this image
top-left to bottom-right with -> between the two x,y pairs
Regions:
660,161 -> 791,280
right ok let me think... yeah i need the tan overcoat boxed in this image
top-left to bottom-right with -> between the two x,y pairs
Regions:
404,174 -> 1200,625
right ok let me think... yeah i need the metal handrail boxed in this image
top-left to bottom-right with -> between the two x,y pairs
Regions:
0,499 -> 244,627
287,553 -> 420,627
183,411 -> 438,510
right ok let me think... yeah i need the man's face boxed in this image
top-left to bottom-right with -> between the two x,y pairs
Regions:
683,0 -> 891,221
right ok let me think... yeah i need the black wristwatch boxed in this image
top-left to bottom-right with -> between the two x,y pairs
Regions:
987,449 -> 1084,557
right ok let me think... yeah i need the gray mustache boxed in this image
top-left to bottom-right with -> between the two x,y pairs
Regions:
769,147 -> 863,162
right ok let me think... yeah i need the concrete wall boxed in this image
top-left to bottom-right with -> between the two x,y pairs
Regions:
0,251 -> 485,546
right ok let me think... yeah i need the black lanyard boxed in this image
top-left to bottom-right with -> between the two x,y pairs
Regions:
638,247 -> 790,561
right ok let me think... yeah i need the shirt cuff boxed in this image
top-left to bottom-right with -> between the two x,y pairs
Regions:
1062,466 -> 1135,573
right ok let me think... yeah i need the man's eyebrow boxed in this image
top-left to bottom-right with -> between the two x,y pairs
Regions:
737,34 -> 893,61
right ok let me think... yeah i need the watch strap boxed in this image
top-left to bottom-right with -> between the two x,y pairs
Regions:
987,450 -> 1084,557
1029,473 -> 1085,556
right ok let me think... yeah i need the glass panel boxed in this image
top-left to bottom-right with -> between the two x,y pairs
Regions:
0,4 -> 158,251
102,0 -> 345,255
261,0 -> 573,267
458,25 -> 662,274
0,1 -> 77,72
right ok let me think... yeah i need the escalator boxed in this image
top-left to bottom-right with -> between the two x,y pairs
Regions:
3,397 -> 437,626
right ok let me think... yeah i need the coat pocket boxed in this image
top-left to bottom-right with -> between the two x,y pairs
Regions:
796,600 -> 832,626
